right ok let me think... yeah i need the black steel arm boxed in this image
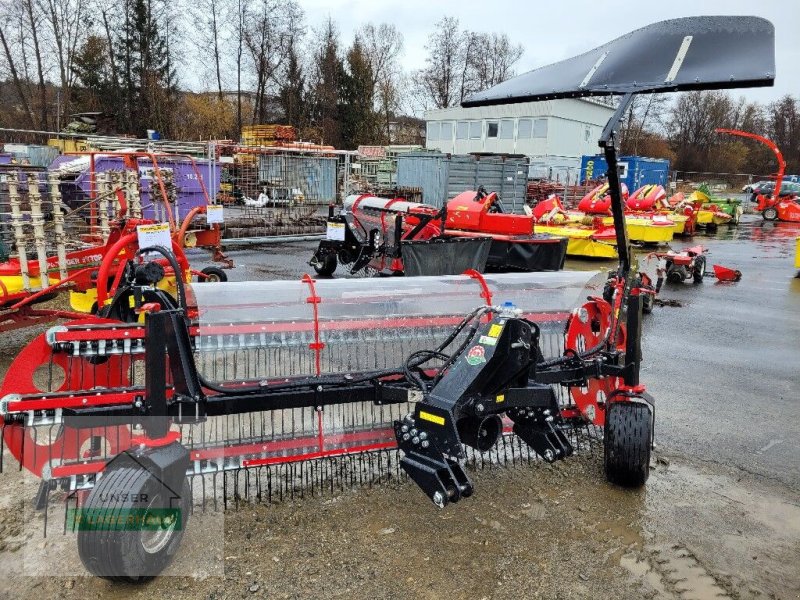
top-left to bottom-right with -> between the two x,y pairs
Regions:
599,92 -> 635,276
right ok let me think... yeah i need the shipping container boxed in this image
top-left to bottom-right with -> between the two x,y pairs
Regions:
580,154 -> 670,190
396,152 -> 529,212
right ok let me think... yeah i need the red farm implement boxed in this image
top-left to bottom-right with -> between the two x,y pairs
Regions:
0,16 -> 774,582
309,190 -> 567,276
0,152 -> 229,332
716,129 -> 800,223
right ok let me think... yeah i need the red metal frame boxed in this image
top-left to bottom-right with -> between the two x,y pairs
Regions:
301,274 -> 325,376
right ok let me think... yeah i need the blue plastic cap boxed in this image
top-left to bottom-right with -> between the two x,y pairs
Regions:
502,301 -> 515,308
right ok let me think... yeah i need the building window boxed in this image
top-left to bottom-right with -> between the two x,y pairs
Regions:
499,119 -> 514,139
486,121 -> 499,138
518,119 -> 532,139
533,118 -> 548,138
440,121 -> 453,141
470,121 -> 482,139
456,121 -> 469,140
618,162 -> 628,179
427,122 -> 439,141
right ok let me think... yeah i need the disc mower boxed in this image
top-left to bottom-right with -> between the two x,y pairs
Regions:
0,15 -> 775,582
309,191 -> 567,276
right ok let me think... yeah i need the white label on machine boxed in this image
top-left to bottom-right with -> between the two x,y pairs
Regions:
326,221 -> 346,241
207,205 -> 224,224
137,222 -> 171,250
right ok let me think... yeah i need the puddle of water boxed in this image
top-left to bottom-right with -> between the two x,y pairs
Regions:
620,546 -> 732,600
619,553 -> 669,595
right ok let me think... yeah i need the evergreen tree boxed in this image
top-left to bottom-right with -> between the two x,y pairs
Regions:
309,19 -> 343,146
279,41 -> 306,131
339,39 -> 378,148
117,0 -> 177,136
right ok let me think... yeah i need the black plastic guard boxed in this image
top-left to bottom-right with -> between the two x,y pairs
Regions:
401,237 -> 491,276
486,237 -> 567,272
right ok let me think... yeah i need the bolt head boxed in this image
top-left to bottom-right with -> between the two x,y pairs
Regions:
402,433 -> 410,441
432,491 -> 445,508
543,449 -> 554,462
412,436 -> 420,445
401,425 -> 409,433
410,428 -> 418,437
475,403 -> 484,414
421,440 -> 430,448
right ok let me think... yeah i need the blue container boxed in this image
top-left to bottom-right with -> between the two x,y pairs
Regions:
580,155 -> 670,191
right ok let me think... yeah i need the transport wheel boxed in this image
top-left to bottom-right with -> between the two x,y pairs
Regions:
77,466 -> 191,582
604,401 -> 652,487
762,207 -> 778,221
642,292 -> 654,314
199,266 -> 227,282
313,253 -> 337,276
692,256 -> 706,284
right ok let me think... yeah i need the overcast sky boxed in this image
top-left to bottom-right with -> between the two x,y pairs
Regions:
297,0 -> 798,105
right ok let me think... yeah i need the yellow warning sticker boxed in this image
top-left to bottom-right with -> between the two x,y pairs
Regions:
496,394 -> 505,403
419,411 -> 445,426
488,324 -> 503,338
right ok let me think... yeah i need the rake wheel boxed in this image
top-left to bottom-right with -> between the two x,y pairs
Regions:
77,466 -> 191,582
604,401 -> 652,487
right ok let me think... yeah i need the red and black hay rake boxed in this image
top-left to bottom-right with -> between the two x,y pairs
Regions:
0,15 -> 774,581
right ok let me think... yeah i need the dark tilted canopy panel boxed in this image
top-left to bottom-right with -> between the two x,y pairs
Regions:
462,16 -> 775,107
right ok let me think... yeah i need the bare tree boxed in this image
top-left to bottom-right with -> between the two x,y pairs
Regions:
243,0 -> 302,124
416,16 -> 461,110
415,18 -> 524,110
38,0 -> 89,127
192,0 -> 231,99
356,23 -> 403,142
466,33 -> 523,94
21,0 -> 49,128
0,9 -> 36,126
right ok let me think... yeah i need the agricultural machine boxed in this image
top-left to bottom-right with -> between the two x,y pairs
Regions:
309,191 -> 567,276
0,15 -> 774,582
716,129 -> 800,223
648,245 -> 708,288
0,152 -> 229,331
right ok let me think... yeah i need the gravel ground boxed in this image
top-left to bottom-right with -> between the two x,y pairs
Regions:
0,213 -> 798,599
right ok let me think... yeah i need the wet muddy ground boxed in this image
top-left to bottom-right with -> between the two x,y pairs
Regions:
0,214 -> 798,599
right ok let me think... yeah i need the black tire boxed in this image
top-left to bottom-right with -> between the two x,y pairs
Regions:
77,466 -> 191,582
642,292 -> 654,314
762,207 -> 778,221
692,256 -> 706,284
604,401 -> 652,487
199,266 -> 227,282
313,253 -> 337,276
